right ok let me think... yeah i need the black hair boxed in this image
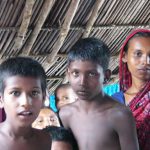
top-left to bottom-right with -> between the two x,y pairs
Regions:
54,83 -> 71,107
67,37 -> 110,71
0,57 -> 47,94
124,32 -> 150,52
44,126 -> 78,150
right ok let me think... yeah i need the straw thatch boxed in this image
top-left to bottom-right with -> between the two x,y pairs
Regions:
0,0 -> 149,94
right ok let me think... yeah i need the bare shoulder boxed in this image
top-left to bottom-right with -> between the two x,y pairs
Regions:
59,101 -> 79,128
107,99 -> 134,127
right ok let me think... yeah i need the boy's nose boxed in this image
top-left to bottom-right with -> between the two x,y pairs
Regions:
80,75 -> 86,85
20,94 -> 32,107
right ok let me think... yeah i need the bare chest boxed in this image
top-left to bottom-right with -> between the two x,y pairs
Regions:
69,113 -> 119,150
0,136 -> 51,150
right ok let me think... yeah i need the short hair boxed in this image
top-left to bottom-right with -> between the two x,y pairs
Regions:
54,83 -> 71,106
0,57 -> 47,94
124,31 -> 150,52
67,37 -> 110,71
44,126 -> 78,150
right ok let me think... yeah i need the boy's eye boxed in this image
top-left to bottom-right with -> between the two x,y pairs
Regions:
72,71 -> 79,77
89,72 -> 97,77
37,119 -> 43,123
31,91 -> 40,96
63,96 -> 69,100
11,91 -> 20,97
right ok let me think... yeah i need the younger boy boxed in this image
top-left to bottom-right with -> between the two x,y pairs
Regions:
55,83 -> 77,110
0,57 -> 51,150
45,126 -> 77,150
59,38 -> 139,150
32,108 -> 60,129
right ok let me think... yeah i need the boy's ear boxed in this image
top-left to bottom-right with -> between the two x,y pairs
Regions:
0,94 -> 4,108
66,68 -> 70,80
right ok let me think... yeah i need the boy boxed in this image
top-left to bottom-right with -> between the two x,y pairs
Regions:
0,57 -> 51,150
55,83 -> 77,110
59,38 -> 139,150
45,126 -> 77,150
32,108 -> 60,129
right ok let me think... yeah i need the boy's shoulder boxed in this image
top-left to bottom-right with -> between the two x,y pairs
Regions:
106,99 -> 133,124
60,100 -> 79,112
59,101 -> 79,128
101,95 -> 132,118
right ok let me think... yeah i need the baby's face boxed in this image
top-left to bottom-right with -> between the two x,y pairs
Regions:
56,88 -> 77,109
32,108 -> 60,129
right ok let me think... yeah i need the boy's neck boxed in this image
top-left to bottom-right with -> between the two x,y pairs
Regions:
78,93 -> 105,112
3,122 -> 35,140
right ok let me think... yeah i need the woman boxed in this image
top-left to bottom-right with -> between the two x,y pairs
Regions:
113,29 -> 150,150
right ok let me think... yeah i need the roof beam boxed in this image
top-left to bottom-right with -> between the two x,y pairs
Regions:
0,24 -> 149,32
82,0 -> 105,38
44,0 -> 80,71
13,0 -> 35,51
21,0 -> 54,55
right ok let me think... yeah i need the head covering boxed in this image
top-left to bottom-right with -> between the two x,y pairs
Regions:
119,28 -> 150,91
119,28 -> 150,150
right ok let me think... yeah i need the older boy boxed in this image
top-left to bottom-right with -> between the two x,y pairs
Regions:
59,38 -> 139,150
0,57 -> 51,150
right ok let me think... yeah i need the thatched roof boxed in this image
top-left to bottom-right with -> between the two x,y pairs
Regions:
0,0 -> 149,94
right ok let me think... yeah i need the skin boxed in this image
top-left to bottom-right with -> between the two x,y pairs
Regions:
0,76 -> 51,150
32,108 -> 60,129
60,60 -> 139,150
124,37 -> 150,104
56,87 -> 77,109
52,141 -> 73,150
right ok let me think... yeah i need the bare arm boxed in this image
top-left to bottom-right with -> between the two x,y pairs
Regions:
113,107 -> 139,150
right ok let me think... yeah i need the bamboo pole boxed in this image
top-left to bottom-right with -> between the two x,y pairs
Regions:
82,0 -> 105,38
21,0 -> 54,55
44,0 -> 80,71
13,0 -> 35,50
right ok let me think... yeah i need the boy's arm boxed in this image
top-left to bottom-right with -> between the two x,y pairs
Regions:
114,108 -> 139,150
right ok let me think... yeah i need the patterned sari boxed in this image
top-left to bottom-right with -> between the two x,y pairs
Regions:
119,29 -> 150,150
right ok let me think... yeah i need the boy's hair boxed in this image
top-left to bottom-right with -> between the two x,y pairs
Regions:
67,37 -> 110,71
45,126 -> 78,150
124,31 -> 150,52
54,83 -> 71,105
0,57 -> 47,94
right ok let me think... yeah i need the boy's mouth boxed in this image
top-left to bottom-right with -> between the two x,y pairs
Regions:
18,111 -> 33,116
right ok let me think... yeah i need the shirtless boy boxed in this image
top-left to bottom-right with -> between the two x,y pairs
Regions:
59,38 -> 139,150
0,57 -> 51,150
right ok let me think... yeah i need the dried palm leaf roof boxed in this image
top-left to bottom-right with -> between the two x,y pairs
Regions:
0,0 -> 149,94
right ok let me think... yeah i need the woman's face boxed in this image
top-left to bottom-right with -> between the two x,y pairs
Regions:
124,37 -> 150,82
